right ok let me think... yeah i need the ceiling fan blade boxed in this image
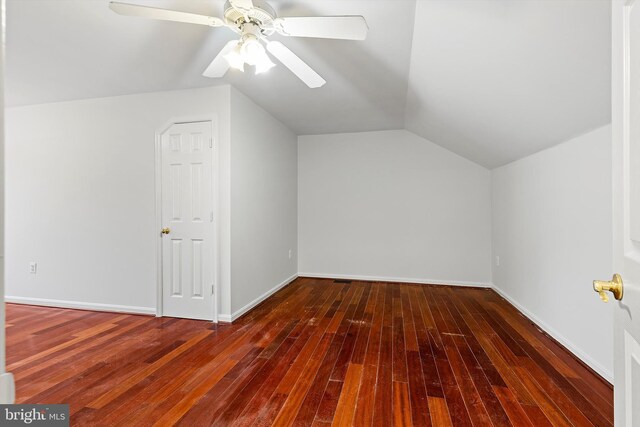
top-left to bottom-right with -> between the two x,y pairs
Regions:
275,16 -> 368,40
266,41 -> 326,89
229,0 -> 254,13
203,41 -> 239,78
109,2 -> 225,27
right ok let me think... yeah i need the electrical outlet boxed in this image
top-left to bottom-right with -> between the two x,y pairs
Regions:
288,249 -> 292,259
495,256 -> 500,267
29,262 -> 37,274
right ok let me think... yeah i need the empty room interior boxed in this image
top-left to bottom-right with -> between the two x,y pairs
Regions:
1,0 -> 639,426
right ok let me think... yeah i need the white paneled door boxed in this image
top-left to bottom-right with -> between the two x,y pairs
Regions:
612,1 -> 640,425
160,122 -> 214,321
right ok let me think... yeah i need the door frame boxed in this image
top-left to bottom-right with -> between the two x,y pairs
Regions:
155,116 -> 220,322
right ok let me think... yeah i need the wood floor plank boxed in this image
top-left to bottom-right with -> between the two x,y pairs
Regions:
492,386 -> 535,427
295,339 -> 345,425
522,403 -> 554,427
353,284 -> 384,427
314,379 -> 343,424
520,358 -> 594,427
406,350 -> 431,426
432,331 -> 473,427
451,293 -> 537,406
6,279 -> 613,426
441,333 -> 493,427
393,381 -> 412,427
272,332 -> 336,425
353,362 -> 378,427
450,334 -> 511,426
489,302 -> 580,380
392,286 -> 409,384
372,287 -> 393,427
428,396 -> 453,427
514,366 -> 573,427
331,363 -> 363,426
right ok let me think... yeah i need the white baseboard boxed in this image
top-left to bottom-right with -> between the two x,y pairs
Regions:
491,284 -> 613,384
5,296 -> 156,316
298,272 -> 491,288
218,274 -> 298,323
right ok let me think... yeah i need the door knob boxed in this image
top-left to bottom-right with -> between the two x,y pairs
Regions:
593,274 -> 624,302
161,227 -> 171,235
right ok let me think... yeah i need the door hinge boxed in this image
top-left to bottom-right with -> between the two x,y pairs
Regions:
211,285 -> 215,295
209,138 -> 213,148
210,211 -> 214,222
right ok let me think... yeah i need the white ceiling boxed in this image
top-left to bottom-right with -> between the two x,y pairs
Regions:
406,0 -> 611,168
6,0 -> 416,135
6,0 -> 611,168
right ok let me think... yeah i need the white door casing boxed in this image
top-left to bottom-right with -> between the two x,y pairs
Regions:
160,121 -> 215,321
0,0 -> 15,404
612,1 -> 640,425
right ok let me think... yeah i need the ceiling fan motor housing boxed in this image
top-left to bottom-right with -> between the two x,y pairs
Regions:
224,0 -> 277,32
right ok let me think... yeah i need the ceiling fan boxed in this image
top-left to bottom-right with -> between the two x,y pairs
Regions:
109,0 -> 369,88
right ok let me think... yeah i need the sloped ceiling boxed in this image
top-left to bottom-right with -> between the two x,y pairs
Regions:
405,0 -> 611,168
6,0 -> 416,135
6,0 -> 611,168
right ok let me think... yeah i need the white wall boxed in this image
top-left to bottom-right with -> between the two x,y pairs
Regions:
5,86 -> 232,316
298,130 -> 492,286
3,78 -> 614,388
492,125 -> 613,381
228,88 -> 297,319
0,0 -> 12,402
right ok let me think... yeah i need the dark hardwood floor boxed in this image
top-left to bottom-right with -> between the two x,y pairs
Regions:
6,278 -> 613,426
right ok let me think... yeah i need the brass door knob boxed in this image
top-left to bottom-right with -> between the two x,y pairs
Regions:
161,227 -> 171,235
593,274 -> 624,302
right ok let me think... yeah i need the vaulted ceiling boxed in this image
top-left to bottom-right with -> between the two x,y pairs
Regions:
6,0 -> 611,168
405,0 -> 611,168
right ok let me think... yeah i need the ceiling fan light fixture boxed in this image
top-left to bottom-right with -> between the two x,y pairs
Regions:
241,37 -> 264,66
255,57 -> 276,75
224,41 -> 245,71
243,38 -> 276,74
226,35 -> 275,75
